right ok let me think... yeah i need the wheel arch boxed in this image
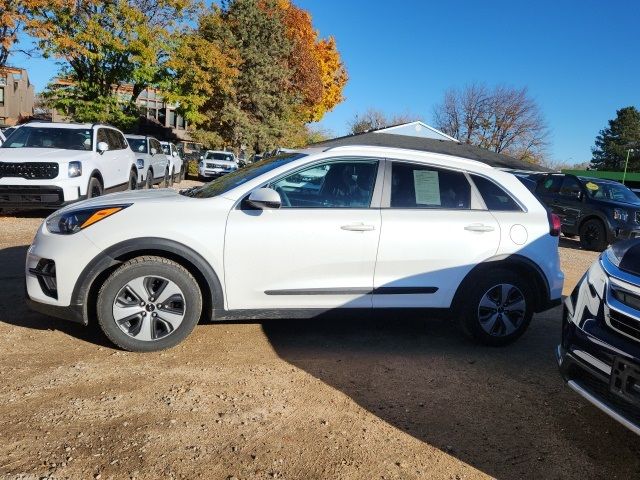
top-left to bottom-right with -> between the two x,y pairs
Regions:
451,254 -> 551,314
71,237 -> 223,325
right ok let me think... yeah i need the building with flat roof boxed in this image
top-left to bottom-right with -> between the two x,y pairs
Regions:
0,67 -> 35,126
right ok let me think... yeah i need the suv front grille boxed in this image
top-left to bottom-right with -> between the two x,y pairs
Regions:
609,309 -> 640,343
0,162 -> 59,180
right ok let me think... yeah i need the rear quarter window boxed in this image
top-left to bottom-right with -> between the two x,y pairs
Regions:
471,175 -> 522,211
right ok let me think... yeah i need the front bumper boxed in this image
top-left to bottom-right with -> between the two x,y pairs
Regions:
0,185 -> 85,209
199,168 -> 233,178
558,264 -> 640,435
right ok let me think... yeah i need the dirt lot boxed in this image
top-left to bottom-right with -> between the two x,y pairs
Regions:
1,184 -> 639,480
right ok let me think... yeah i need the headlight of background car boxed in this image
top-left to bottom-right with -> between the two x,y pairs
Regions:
46,205 -> 130,235
136,159 -> 144,169
613,208 -> 628,221
68,161 -> 82,178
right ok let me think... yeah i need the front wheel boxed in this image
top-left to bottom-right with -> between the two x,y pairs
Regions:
128,170 -> 138,191
163,168 -> 170,188
180,166 -> 186,182
96,256 -> 203,352
145,171 -> 153,189
87,177 -> 103,199
457,269 -> 533,346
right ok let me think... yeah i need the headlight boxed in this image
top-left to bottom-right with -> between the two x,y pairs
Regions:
46,205 -> 130,235
613,208 -> 628,221
136,159 -> 144,170
68,161 -> 82,178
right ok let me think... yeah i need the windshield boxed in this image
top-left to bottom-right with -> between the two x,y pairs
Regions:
184,153 -> 306,199
582,179 -> 640,204
2,126 -> 93,150
127,138 -> 147,154
206,152 -> 234,162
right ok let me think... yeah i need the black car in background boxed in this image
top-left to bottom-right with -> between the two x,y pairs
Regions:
532,173 -> 640,251
558,240 -> 640,435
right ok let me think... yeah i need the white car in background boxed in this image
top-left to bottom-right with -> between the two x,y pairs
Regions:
0,122 -> 137,209
26,145 -> 563,352
199,150 -> 237,179
160,141 -> 185,184
125,135 -> 170,189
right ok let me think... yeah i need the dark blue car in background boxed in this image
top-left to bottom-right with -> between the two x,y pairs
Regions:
558,239 -> 640,434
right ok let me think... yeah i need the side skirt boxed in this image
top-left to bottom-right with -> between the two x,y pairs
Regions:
211,307 -> 451,322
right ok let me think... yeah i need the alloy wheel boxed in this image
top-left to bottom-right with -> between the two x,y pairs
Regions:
112,275 -> 186,341
477,283 -> 526,337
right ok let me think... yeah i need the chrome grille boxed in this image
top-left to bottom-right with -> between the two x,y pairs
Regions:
0,162 -> 59,180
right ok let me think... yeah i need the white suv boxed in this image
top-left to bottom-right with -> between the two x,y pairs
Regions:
125,135 -> 170,189
25,146 -> 564,351
199,150 -> 237,179
160,141 -> 185,184
0,122 -> 137,209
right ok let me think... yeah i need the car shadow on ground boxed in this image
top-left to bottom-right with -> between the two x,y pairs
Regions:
559,236 -> 589,251
0,245 -> 112,347
261,311 -> 640,479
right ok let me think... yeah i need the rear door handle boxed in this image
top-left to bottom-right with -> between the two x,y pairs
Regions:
464,223 -> 495,232
341,223 -> 376,232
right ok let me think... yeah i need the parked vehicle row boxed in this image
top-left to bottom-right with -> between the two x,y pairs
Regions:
516,172 -> 640,251
0,121 -> 186,210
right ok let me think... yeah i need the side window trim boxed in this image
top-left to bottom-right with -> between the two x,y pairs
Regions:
381,158 -> 477,210
238,156 -> 385,210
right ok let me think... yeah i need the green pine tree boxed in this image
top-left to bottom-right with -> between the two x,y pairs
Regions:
591,106 -> 640,171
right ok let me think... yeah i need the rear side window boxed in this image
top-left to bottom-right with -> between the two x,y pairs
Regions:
390,162 -> 470,209
471,175 -> 522,211
537,175 -> 562,194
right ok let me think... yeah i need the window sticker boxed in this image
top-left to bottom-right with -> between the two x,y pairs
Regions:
414,170 -> 441,205
585,182 -> 599,191
544,179 -> 553,189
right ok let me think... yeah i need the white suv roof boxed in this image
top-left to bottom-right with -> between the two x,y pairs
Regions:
22,122 -> 105,130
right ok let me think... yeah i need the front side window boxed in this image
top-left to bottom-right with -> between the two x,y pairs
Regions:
390,162 -> 470,209
2,126 -> 92,151
471,174 -> 521,211
559,176 -> 582,198
270,160 -> 378,208
127,138 -> 147,154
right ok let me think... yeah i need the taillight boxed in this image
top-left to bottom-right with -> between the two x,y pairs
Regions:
548,212 -> 561,237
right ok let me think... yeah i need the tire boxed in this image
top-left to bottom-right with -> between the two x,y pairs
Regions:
87,176 -> 103,199
96,256 -> 203,352
169,168 -> 175,187
457,269 -> 533,346
579,218 -> 607,251
145,170 -> 153,189
128,169 -> 138,191
163,168 -> 170,188
180,166 -> 186,182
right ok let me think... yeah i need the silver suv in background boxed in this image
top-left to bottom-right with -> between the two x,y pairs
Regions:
0,122 -> 137,209
125,135 -> 170,189
199,150 -> 237,180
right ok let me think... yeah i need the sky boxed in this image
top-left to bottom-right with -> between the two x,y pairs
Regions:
13,0 -> 640,165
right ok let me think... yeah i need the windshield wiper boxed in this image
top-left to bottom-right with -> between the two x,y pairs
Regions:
179,186 -> 202,198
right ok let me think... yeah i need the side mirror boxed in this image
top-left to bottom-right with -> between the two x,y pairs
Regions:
97,141 -> 109,153
150,147 -> 157,155
247,188 -> 281,209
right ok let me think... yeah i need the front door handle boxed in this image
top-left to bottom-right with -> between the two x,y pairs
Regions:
464,223 -> 495,233
341,223 -> 376,232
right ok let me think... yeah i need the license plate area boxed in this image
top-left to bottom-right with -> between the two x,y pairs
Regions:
610,357 -> 640,406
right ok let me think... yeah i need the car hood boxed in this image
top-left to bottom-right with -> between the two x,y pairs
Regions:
56,188 -> 181,214
0,148 -> 90,162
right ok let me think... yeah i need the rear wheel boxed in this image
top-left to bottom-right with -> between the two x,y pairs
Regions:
457,269 -> 533,346
96,256 -> 203,352
579,218 -> 607,251
87,177 -> 103,199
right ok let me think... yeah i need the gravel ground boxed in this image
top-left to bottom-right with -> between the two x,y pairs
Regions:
1,189 -> 639,480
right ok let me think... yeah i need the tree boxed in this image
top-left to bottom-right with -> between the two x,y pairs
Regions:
27,0 -> 196,127
0,0 -> 48,68
347,109 -> 418,134
433,84 -> 548,164
591,106 -> 640,171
